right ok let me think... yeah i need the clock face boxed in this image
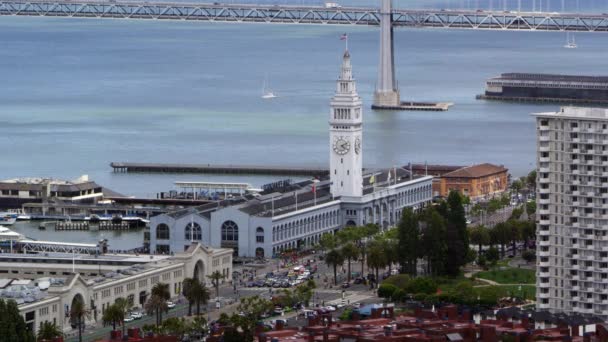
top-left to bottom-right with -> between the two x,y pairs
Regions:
355,137 -> 361,155
333,137 -> 350,155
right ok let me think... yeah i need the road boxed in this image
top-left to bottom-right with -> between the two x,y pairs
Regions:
65,253 -> 380,341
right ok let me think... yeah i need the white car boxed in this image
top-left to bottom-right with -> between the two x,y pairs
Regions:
352,303 -> 361,309
324,306 -> 336,312
130,312 -> 143,319
124,316 -> 135,322
166,301 -> 176,309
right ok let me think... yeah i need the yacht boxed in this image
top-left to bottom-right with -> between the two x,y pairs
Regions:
262,75 -> 277,99
0,213 -> 16,226
564,32 -> 577,49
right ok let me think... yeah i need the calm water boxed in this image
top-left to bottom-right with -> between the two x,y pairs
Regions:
2,0 -> 608,247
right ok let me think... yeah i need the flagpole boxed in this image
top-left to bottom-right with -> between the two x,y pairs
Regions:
295,191 -> 298,211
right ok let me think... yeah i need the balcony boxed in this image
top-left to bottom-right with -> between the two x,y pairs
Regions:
539,219 -> 550,226
540,136 -> 550,142
538,292 -> 550,299
540,157 -> 551,163
540,167 -> 550,173
539,260 -> 550,267
539,209 -> 550,215
573,285 -> 581,291
540,145 -> 550,152
538,198 -> 550,205
539,188 -> 550,194
539,272 -> 551,278
537,303 -> 551,310
538,240 -> 550,247
539,250 -> 551,257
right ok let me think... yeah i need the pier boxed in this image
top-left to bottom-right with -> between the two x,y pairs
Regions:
372,101 -> 454,111
54,221 -> 132,231
110,162 -> 329,177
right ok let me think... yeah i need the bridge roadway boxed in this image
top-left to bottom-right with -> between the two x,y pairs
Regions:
2,1 -> 608,32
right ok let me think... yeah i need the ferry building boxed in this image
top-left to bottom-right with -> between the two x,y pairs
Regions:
150,51 -> 433,258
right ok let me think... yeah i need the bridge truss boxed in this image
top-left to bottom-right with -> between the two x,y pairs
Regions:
1,1 -> 608,32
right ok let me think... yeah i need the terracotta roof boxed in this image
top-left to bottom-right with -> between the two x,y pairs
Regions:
442,163 -> 508,179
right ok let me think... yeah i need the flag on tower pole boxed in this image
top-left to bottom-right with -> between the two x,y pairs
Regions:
340,33 -> 348,50
386,170 -> 391,185
312,181 -> 318,206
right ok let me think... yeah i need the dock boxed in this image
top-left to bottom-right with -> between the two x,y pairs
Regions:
476,94 -> 608,105
110,162 -> 329,177
371,101 -> 453,111
53,221 -> 133,231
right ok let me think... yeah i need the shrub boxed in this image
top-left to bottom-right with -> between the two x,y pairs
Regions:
392,289 -> 406,302
475,286 -> 507,306
486,247 -> 500,265
404,277 -> 438,295
477,254 -> 487,269
413,293 -> 427,302
522,250 -> 536,263
378,284 -> 398,299
383,274 -> 411,289
339,308 -> 353,321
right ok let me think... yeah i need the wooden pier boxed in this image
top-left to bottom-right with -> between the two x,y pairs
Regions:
110,162 -> 329,176
476,94 -> 608,105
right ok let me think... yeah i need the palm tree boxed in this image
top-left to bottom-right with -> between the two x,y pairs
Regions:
151,282 -> 171,301
115,297 -> 133,338
324,249 -> 344,285
102,303 -> 122,332
70,299 -> 91,342
182,278 -> 196,316
145,295 -> 168,327
183,278 -> 211,316
341,242 -> 359,282
37,321 -> 63,341
207,271 -> 224,298
366,240 -> 388,287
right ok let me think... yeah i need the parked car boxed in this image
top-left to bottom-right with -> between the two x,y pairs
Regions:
341,282 -> 350,289
324,306 -> 336,312
124,316 -> 135,322
167,301 -> 176,309
130,312 -> 143,319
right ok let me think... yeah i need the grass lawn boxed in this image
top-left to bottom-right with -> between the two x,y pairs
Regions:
474,267 -> 536,284
498,285 -> 536,300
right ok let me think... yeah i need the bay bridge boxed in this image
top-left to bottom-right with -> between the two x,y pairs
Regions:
2,0 -> 608,31
2,0 -> 607,108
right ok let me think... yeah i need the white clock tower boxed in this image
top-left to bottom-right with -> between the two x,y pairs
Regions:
329,50 -> 363,198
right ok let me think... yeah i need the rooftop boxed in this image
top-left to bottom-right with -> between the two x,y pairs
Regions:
493,73 -> 608,84
442,163 -> 508,179
535,106 -> 608,120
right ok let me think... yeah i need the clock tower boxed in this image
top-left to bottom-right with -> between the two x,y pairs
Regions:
329,50 -> 363,198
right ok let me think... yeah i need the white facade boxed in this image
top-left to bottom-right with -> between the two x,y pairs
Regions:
534,107 -> 608,317
5,244 -> 232,335
330,50 -> 363,198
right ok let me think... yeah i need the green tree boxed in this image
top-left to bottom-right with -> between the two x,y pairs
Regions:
507,220 -> 522,255
526,200 -> 536,216
510,207 -> 524,220
341,242 -> 359,282
378,284 -> 397,299
147,283 -> 170,327
444,191 -> 469,276
0,299 -> 35,342
161,317 -> 188,339
225,296 -> 273,342
420,207 -> 448,276
510,179 -> 523,193
207,271 -> 225,298
397,208 -> 419,276
527,170 -> 537,190
145,295 -> 168,327
319,233 -> 337,253
325,249 -> 344,285
115,297 -> 133,338
70,298 -> 91,342
522,250 -> 536,263
37,321 -> 63,341
367,239 -> 388,287
183,278 -> 210,316
520,221 -> 536,249
491,223 -> 511,258
485,246 -> 500,265
468,225 -> 490,255
102,303 -> 122,332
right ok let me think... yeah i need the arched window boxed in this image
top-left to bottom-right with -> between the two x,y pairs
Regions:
221,221 -> 239,241
156,224 -> 170,240
256,227 -> 264,243
185,222 -> 202,241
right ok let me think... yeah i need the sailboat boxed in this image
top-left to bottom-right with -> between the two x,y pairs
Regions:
564,32 -> 577,49
262,75 -> 277,99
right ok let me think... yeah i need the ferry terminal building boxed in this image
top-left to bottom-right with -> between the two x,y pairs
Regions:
150,51 -> 433,258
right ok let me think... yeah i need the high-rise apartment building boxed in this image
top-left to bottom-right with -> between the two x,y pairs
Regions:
534,107 -> 608,316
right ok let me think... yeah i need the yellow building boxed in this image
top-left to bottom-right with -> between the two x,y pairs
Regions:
437,163 -> 509,199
